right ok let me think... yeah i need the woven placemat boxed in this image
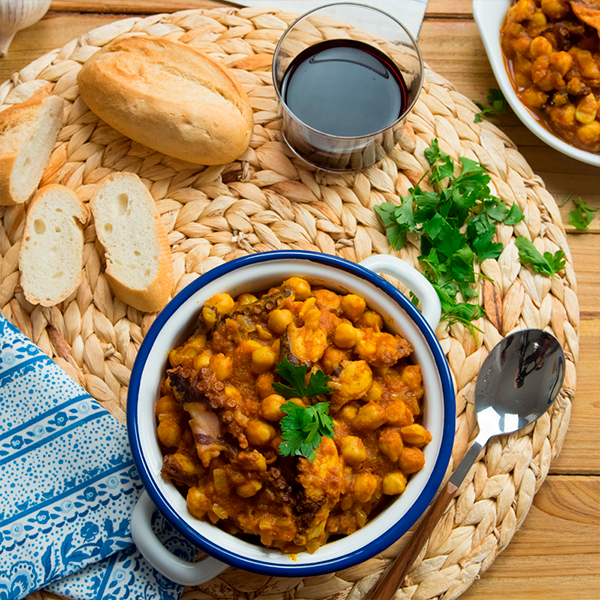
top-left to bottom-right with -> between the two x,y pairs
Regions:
0,7 -> 578,600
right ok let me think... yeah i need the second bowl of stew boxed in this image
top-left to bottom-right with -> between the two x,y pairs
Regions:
127,250 -> 455,585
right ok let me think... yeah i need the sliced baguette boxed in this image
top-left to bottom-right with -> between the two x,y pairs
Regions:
0,93 -> 64,206
19,185 -> 87,307
91,172 -> 173,313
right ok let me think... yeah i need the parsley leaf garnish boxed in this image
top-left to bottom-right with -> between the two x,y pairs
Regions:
278,401 -> 335,461
515,236 -> 566,277
473,88 -> 508,123
375,139 -> 520,337
568,198 -> 597,230
272,356 -> 333,399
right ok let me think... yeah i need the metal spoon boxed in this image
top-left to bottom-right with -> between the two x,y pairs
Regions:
366,329 -> 565,600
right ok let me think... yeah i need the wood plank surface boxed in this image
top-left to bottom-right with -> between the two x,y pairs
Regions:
2,3 -> 599,599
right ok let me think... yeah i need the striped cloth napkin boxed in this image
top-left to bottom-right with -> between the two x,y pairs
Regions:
0,316 -> 196,600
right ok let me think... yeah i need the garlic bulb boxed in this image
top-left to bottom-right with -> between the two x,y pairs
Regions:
0,0 -> 52,58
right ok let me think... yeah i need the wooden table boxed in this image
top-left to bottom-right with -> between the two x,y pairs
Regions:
2,1 -> 598,598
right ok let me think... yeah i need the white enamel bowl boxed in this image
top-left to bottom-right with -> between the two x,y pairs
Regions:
473,0 -> 600,167
127,250 -> 455,585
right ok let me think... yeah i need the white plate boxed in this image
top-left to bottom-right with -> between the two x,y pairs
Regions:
473,0 -> 600,167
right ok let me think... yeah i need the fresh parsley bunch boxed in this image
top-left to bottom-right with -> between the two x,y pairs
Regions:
376,139 -> 524,335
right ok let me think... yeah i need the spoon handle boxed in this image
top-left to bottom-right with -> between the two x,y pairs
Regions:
365,431 -> 491,600
365,481 -> 457,600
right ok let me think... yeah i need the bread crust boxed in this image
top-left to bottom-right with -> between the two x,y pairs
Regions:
77,35 -> 254,166
18,184 -> 87,307
91,172 -> 174,313
0,94 -> 64,206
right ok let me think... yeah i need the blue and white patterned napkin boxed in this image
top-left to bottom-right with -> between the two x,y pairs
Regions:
0,316 -> 197,600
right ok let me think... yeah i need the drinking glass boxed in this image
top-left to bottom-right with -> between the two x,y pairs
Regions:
272,2 -> 424,172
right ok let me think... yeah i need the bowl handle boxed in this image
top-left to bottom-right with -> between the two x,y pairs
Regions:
131,491 -> 228,586
359,255 -> 441,330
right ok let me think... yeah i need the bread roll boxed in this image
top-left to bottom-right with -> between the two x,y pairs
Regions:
0,93 -> 64,206
19,185 -> 87,306
77,35 -> 254,166
91,172 -> 173,313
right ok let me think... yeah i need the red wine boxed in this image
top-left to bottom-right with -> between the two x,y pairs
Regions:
281,39 -> 407,138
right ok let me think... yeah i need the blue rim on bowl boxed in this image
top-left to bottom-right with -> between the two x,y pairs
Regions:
127,250 -> 455,576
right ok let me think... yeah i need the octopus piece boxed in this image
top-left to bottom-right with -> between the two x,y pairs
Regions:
295,437 -> 344,541
570,0 -> 600,33
354,329 -> 413,367
328,360 -> 373,411
184,402 -> 231,467
280,322 -> 328,366
168,366 -> 249,451
161,453 -> 203,487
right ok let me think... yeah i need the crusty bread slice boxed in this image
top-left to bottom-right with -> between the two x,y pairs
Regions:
91,172 -> 174,313
19,184 -> 87,307
0,94 -> 64,206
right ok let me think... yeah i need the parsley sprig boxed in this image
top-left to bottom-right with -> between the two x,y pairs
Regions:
375,139 -> 524,336
568,198 -> 597,230
474,88 -> 508,123
272,356 -> 332,399
278,401 -> 335,461
515,237 -> 566,277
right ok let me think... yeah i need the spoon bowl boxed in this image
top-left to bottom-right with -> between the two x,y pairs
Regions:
367,329 -> 565,600
475,328 -> 566,439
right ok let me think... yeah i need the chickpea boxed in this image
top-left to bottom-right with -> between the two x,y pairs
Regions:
251,346 -> 277,374
521,87 -> 549,110
260,394 -> 287,421
334,322 -> 358,349
322,346 -> 347,374
400,423 -> 432,447
155,395 -> 180,421
365,381 -> 383,402
549,51 -> 572,77
575,94 -> 599,125
541,0 -> 570,20
268,309 -> 293,334
386,400 -> 414,428
398,446 -> 426,474
210,353 -> 233,381
550,103 -> 576,127
283,276 -> 312,300
378,428 -> 404,462
382,472 -> 407,495
340,436 -> 368,466
352,401 -> 387,431
193,351 -> 212,371
246,420 -> 276,446
157,420 -> 181,447
578,121 -> 600,145
356,310 -> 383,331
353,472 -> 379,503
238,450 -> 267,472
339,404 -> 359,421
205,293 -> 235,316
401,365 -> 423,391
256,372 -> 275,399
237,480 -> 263,498
511,0 -> 536,22
187,487 -> 210,520
341,294 -> 366,321
530,36 -> 552,58
529,9 -> 547,35
236,292 -> 258,306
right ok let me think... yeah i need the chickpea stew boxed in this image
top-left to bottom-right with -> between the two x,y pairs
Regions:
156,277 -> 431,554
501,0 -> 600,153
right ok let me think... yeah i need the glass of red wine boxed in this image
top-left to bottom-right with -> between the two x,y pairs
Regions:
273,2 -> 423,172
